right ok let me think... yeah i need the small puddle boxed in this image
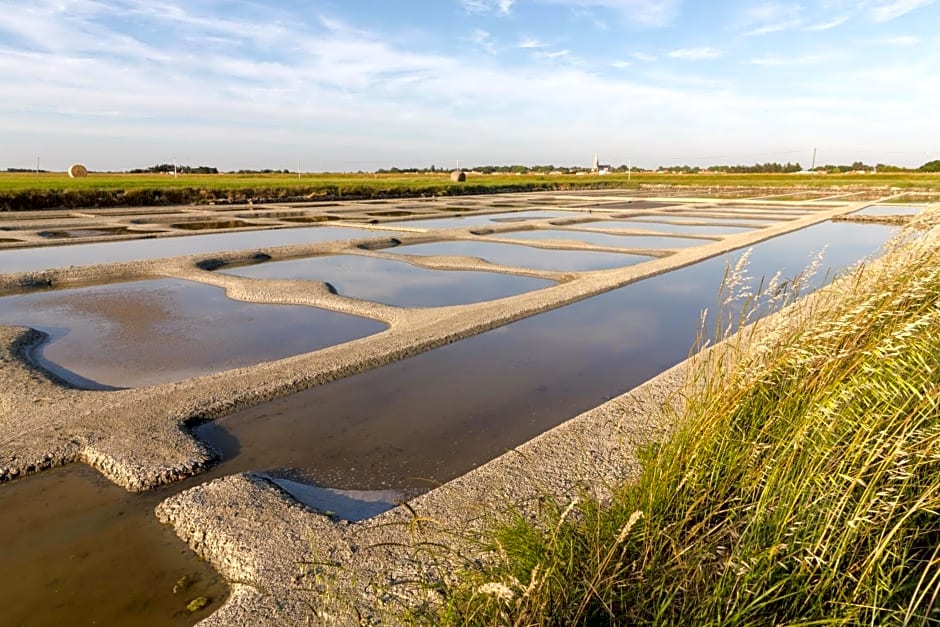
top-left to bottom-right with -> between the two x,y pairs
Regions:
267,477 -> 401,520
390,240 -> 653,272
0,226 -> 403,274
219,255 -> 553,307
38,227 -> 160,239
0,278 -> 385,387
279,215 -> 342,223
366,210 -> 418,217
567,220 -> 756,236
497,229 -> 712,249
170,220 -> 258,230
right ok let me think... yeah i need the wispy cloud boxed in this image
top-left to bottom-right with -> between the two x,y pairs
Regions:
0,0 -> 936,170
534,0 -> 681,27
460,0 -> 515,15
803,15 -> 848,30
517,35 -> 549,49
868,0 -> 935,22
751,53 -> 828,66
871,35 -> 922,45
742,2 -> 803,35
667,46 -> 723,60
535,48 -> 572,59
467,29 -> 498,54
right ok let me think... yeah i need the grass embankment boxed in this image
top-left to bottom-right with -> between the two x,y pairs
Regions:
430,213 -> 940,625
0,172 -> 624,211
2,171 -> 940,211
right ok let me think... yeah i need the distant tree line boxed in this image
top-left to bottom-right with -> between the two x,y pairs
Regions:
659,162 -> 802,173
658,160 -> 940,174
6,167 -> 49,173
375,164 -> 652,175
129,163 -> 219,174
230,168 -> 292,174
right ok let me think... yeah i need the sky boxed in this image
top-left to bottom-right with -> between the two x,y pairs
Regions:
0,0 -> 938,171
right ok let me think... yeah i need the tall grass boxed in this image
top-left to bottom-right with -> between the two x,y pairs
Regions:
429,211 -> 940,625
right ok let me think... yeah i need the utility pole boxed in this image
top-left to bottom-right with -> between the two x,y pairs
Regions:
36,156 -> 39,177
628,159 -> 631,181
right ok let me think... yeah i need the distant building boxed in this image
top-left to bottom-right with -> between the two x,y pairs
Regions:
591,153 -> 611,174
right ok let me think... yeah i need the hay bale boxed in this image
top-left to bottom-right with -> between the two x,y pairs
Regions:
68,164 -> 88,178
450,170 -> 466,183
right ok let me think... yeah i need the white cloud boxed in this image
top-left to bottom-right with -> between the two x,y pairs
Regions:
534,0 -> 681,27
467,29 -> 498,54
460,0 -> 516,15
517,36 -> 549,49
750,54 -> 828,65
868,0 -> 935,22
535,48 -> 572,59
667,46 -> 723,60
871,35 -> 922,45
742,2 -> 803,35
1,0 -> 937,171
803,15 -> 849,30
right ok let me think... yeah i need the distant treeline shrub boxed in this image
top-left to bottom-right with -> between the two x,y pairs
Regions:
128,164 -> 219,174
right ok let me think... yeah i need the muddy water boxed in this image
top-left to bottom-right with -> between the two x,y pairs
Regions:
0,466 -> 227,627
0,226 -> 403,274
391,240 -> 654,271
219,255 -> 553,307
0,221 -> 898,626
0,278 -> 385,388
38,226 -> 164,239
496,229 -> 713,249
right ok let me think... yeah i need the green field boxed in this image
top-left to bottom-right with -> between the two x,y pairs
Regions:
2,171 -> 940,211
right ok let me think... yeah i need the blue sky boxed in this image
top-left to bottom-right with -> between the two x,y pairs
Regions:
0,0 -> 938,171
